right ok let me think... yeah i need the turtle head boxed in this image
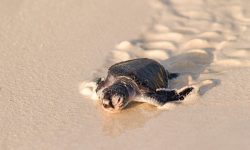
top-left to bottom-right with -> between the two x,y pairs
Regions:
100,78 -> 136,112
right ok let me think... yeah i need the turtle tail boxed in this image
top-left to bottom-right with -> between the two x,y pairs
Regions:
168,72 -> 179,80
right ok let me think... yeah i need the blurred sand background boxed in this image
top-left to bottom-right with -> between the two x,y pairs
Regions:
1,0 -> 250,150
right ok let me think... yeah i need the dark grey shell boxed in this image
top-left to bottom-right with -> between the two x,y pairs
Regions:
108,58 -> 169,93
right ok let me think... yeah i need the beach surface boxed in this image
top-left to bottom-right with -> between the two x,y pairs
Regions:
1,0 -> 250,150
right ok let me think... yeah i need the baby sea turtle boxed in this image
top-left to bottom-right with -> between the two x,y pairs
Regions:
96,58 -> 193,112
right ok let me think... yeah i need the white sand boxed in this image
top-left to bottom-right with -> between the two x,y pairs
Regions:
1,0 -> 250,149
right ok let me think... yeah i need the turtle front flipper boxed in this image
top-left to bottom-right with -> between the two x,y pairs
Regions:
95,77 -> 106,93
136,87 -> 194,106
96,77 -> 104,85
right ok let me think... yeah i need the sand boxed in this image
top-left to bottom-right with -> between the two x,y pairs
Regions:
1,0 -> 250,149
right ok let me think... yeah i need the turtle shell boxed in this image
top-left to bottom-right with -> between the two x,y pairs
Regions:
108,58 -> 169,92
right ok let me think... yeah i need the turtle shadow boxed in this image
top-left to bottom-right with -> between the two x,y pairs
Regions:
198,79 -> 221,96
158,48 -> 221,94
129,37 -> 221,95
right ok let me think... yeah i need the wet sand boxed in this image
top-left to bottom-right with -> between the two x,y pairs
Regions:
1,0 -> 250,149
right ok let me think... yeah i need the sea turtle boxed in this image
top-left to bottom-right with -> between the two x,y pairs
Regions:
96,58 -> 193,112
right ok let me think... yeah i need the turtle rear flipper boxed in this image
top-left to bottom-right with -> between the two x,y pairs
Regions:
136,87 -> 193,106
168,72 -> 180,80
178,87 -> 194,100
